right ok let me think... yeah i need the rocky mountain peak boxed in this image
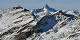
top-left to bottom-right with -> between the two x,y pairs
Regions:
0,5 -> 80,40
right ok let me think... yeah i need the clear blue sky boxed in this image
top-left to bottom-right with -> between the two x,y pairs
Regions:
0,0 -> 80,10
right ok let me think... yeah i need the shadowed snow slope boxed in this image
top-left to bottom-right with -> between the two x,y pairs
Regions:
0,5 -> 80,40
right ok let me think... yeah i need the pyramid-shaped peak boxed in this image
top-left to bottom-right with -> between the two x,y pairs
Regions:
44,4 -> 50,9
43,4 -> 57,12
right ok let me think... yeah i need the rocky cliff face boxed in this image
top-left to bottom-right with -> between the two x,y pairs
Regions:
0,5 -> 80,40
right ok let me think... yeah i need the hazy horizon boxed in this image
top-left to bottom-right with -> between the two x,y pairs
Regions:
0,0 -> 80,10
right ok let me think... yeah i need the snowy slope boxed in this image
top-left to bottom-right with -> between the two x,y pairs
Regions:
0,5 -> 80,40
0,6 -> 37,40
34,17 -> 80,40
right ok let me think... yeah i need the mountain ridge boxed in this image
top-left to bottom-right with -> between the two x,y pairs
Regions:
0,5 -> 80,40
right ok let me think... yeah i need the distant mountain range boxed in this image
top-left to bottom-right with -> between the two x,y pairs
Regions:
0,4 -> 80,40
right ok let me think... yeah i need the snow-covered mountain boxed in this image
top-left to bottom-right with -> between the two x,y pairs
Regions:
0,5 -> 80,40
32,4 -> 57,21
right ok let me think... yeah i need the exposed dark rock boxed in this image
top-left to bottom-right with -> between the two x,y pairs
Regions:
22,9 -> 30,12
13,6 -> 23,9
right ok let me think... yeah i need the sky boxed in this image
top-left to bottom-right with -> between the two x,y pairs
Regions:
0,0 -> 80,10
